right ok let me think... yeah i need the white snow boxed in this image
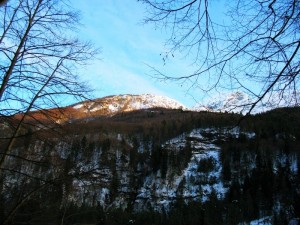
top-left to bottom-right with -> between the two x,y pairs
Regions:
136,128 -> 238,210
193,91 -> 300,114
249,216 -> 272,225
90,105 -> 104,112
108,103 -> 119,112
72,94 -> 187,115
73,103 -> 84,109
126,94 -> 186,111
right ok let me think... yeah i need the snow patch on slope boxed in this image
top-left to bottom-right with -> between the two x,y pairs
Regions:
123,94 -> 186,111
135,128 -> 233,211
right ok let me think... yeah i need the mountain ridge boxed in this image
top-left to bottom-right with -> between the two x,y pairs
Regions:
11,94 -> 187,125
10,92 -> 300,126
193,91 -> 300,114
71,93 -> 187,115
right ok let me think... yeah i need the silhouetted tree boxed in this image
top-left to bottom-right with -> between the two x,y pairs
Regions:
140,0 -> 300,113
0,0 -> 8,7
0,0 -> 98,223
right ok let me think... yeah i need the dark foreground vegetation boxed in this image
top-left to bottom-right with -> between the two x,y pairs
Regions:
1,107 -> 300,225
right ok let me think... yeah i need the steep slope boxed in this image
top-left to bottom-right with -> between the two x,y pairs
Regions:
10,94 -> 187,126
2,107 -> 300,225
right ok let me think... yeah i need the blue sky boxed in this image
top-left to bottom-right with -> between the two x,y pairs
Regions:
72,0 -> 204,108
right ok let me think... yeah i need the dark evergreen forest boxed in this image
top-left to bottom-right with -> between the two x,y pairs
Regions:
1,107 -> 299,225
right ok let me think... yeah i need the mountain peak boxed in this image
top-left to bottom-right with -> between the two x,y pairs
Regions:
10,94 -> 187,126
193,91 -> 300,114
72,94 -> 186,116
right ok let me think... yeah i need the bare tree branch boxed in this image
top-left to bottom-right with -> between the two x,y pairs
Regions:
0,0 -> 99,222
140,0 -> 300,112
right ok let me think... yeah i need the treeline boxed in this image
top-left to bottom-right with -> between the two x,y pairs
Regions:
241,107 -> 300,139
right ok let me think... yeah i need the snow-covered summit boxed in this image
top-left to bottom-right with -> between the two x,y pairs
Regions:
72,94 -> 187,116
193,91 -> 252,114
193,91 -> 300,114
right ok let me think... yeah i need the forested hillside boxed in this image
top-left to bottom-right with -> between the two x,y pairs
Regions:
0,107 -> 299,225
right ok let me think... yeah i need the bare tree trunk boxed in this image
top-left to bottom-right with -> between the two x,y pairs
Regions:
0,0 -> 98,222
